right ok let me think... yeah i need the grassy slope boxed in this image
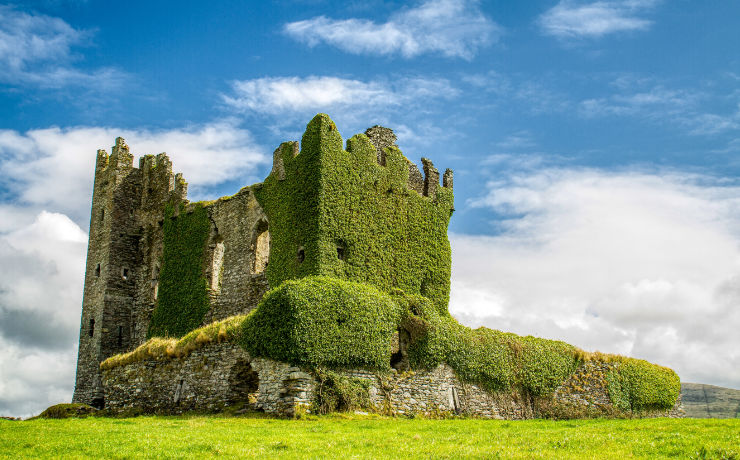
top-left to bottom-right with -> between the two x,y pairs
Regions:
1,416 -> 738,459
682,383 -> 740,419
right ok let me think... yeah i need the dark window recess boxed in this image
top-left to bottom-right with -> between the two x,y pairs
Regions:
95,264 -> 101,277
297,247 -> 305,263
89,319 -> 95,337
100,209 -> 105,222
337,246 -> 345,260
117,326 -> 123,347
121,268 -> 129,280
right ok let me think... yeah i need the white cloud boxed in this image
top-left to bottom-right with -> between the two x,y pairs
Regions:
0,212 -> 86,417
0,122 -> 268,417
453,166 -> 740,389
224,76 -> 457,115
0,121 -> 268,222
0,5 -> 125,89
538,0 -> 658,39
283,0 -> 500,59
578,79 -> 740,136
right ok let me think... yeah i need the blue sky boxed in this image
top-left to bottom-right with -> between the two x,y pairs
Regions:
1,0 -> 739,417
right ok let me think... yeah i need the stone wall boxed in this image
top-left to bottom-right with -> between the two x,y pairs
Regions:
101,342 -> 682,419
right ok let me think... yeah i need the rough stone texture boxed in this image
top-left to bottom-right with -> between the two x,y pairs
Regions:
74,140 -> 270,408
74,140 -> 185,408
102,343 -> 681,419
103,344 -> 314,417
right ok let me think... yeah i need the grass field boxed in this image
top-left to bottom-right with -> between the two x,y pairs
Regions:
1,415 -> 739,459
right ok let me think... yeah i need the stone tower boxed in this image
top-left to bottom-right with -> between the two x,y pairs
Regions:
72,138 -> 186,407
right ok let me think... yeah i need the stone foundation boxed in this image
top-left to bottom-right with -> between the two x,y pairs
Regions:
101,342 -> 682,418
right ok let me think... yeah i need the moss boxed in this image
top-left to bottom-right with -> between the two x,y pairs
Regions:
254,114 -> 454,315
147,202 -> 211,338
238,276 -> 401,369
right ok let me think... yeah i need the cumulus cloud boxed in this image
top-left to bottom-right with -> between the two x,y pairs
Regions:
0,121 -> 268,222
224,76 -> 457,115
538,0 -> 658,39
451,164 -> 740,388
0,121 -> 268,417
0,5 -> 126,89
283,0 -> 500,59
0,211 -> 86,418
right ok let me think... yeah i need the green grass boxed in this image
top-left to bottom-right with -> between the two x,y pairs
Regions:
1,416 -> 738,459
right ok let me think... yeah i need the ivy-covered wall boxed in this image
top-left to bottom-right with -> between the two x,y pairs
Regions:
147,203 -> 211,338
130,114 -> 680,414
255,114 -> 454,314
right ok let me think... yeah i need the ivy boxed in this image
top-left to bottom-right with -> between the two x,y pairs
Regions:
607,359 -> 681,411
147,203 -> 211,338
254,114 -> 454,315
238,276 -> 401,369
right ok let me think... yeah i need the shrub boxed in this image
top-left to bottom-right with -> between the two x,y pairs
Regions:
313,368 -> 373,414
607,358 -> 681,411
238,276 -> 401,369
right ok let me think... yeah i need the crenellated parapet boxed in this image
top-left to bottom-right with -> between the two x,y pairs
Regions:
258,113 -> 454,313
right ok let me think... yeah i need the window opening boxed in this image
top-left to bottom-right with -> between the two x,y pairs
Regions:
253,222 -> 270,274
95,264 -> 101,277
89,319 -> 95,337
297,247 -> 305,263
117,326 -> 123,347
121,268 -> 129,280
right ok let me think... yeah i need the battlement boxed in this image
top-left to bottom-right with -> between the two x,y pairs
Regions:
269,114 -> 453,202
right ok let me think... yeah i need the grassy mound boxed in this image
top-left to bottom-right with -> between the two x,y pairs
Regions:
34,403 -> 97,419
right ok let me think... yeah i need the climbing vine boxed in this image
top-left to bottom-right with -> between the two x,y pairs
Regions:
148,203 -> 211,338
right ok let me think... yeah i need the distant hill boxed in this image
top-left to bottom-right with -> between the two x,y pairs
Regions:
681,383 -> 740,418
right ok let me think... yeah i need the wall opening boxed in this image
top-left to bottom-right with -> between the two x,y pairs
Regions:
95,264 -> 101,277
336,240 -> 346,261
253,220 -> 270,274
100,209 -> 105,222
228,359 -> 259,407
151,266 -> 160,300
88,319 -> 95,337
297,247 -> 305,263
390,328 -> 410,371
91,397 -> 104,410
121,268 -> 130,280
117,325 -> 123,347
210,239 -> 225,291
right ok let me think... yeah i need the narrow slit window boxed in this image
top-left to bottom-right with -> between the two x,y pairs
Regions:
89,319 -> 95,337
121,268 -> 129,280
117,325 -> 123,347
95,264 -> 101,277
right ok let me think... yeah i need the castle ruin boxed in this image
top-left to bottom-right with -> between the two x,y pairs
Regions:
73,114 -> 682,418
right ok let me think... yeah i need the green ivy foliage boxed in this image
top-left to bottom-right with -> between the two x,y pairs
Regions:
401,293 -> 580,395
312,367 -> 373,414
607,359 -> 681,411
238,276 -> 401,369
147,203 -> 211,338
254,114 -> 454,315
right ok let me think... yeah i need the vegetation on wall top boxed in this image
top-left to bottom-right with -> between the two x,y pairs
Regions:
254,114 -> 454,315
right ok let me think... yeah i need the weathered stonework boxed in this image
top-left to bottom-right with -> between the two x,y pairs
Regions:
73,141 -> 269,407
77,115 -> 681,418
101,342 -> 682,418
